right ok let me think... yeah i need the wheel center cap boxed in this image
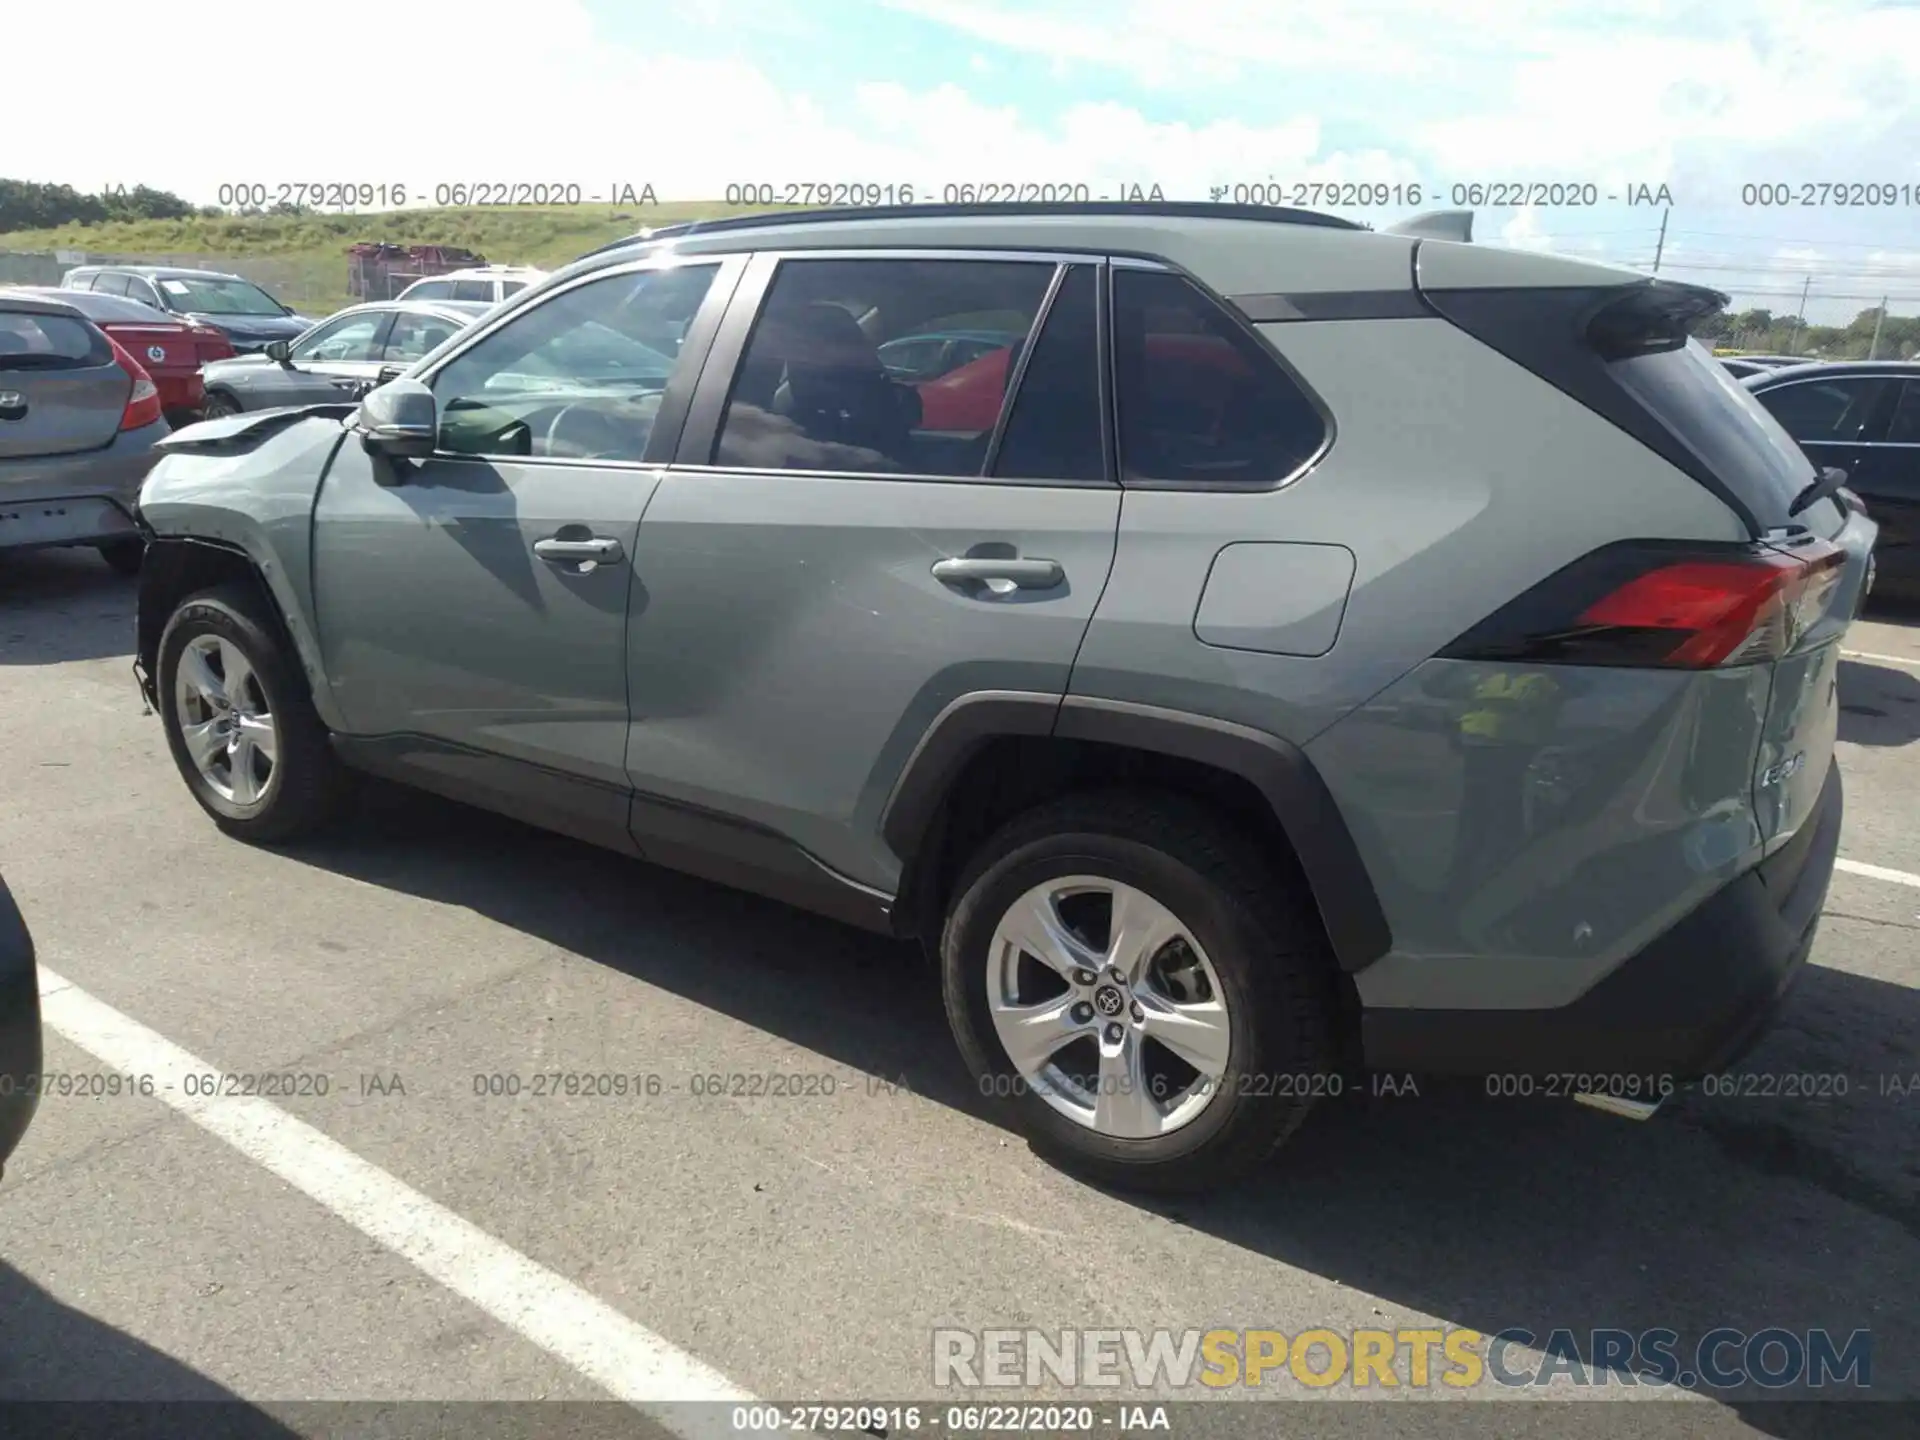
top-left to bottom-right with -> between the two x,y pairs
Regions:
1093,984 -> 1126,1017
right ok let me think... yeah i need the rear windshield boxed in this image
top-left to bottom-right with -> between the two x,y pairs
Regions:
31,290 -> 169,325
1609,337 -> 1816,515
0,310 -> 110,370
1421,281 -> 1828,535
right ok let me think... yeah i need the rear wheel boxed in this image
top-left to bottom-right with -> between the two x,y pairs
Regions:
940,790 -> 1339,1194
97,538 -> 144,576
156,585 -> 354,843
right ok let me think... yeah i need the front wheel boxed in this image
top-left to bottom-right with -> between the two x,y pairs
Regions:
940,791 -> 1340,1194
156,585 -> 354,843
201,391 -> 242,419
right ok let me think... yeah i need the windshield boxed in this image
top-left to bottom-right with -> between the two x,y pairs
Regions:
481,321 -> 676,393
155,276 -> 288,316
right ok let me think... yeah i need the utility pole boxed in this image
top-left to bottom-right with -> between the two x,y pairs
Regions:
1786,275 -> 1812,355
1868,297 -> 1888,361
1651,207 -> 1669,274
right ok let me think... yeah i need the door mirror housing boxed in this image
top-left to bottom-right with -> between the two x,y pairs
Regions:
264,339 -> 292,365
357,377 -> 437,458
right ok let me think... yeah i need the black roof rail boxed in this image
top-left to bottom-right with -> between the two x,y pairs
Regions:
579,200 -> 1368,258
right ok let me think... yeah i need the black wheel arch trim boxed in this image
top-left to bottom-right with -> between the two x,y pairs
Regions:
881,691 -> 1393,973
137,536 -> 341,729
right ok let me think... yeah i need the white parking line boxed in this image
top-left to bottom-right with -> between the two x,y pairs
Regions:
1842,649 -> 1920,669
1836,857 -> 1920,890
35,967 -> 753,1433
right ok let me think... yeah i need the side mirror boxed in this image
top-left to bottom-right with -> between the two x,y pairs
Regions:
357,377 -> 437,459
264,340 -> 292,365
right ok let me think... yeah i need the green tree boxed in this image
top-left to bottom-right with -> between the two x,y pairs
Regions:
0,178 -> 193,231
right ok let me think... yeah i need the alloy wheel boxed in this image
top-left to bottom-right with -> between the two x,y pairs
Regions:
173,635 -> 278,805
986,876 -> 1231,1139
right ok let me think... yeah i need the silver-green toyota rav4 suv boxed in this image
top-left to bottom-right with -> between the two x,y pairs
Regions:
131,203 -> 1873,1193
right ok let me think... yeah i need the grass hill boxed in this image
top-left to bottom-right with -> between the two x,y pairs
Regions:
0,202 -> 780,314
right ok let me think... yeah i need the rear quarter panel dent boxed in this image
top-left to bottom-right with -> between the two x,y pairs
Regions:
1309,658 -> 1772,1011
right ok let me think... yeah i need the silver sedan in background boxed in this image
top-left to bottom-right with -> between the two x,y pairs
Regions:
199,300 -> 492,416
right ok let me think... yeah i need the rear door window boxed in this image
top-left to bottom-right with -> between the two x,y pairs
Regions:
406,280 -> 454,301
1111,268 -> 1327,487
991,265 -> 1106,484
1752,376 -> 1900,444
711,256 -> 1055,478
450,280 -> 494,303
1887,381 -> 1920,446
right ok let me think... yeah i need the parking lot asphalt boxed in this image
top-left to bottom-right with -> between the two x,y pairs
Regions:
0,546 -> 1914,1438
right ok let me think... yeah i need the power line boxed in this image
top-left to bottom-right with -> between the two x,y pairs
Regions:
1707,289 -> 1920,304
1654,258 -> 1920,279
1667,228 -> 1920,251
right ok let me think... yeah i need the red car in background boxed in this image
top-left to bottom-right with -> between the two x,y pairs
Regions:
1,286 -> 233,426
912,331 -> 1255,434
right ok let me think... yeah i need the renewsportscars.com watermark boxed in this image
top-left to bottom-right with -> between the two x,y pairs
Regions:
932,1326 -> 1872,1392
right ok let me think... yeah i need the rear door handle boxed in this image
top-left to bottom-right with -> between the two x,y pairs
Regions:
931,556 -> 1064,591
534,534 -> 625,567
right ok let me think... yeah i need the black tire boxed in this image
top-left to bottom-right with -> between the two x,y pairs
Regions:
202,391 -> 241,419
156,584 -> 354,843
97,538 -> 145,576
941,790 -> 1339,1194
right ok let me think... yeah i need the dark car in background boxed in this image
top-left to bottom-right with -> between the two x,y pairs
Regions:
1745,360 -> 1920,596
0,291 -> 166,574
61,266 -> 314,354
2,286 -> 233,426
199,300 -> 492,417
0,870 -> 42,1184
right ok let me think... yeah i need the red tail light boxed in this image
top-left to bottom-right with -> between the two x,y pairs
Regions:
1441,539 -> 1850,669
106,336 -> 164,431
190,324 -> 234,362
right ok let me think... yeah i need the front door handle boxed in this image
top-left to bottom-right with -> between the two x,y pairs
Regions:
931,556 -> 1064,591
534,533 -> 625,569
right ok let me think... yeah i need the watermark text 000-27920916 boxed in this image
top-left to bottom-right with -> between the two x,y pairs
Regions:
211,181 -> 662,210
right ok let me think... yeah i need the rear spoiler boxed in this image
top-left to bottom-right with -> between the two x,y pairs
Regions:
154,402 -> 357,456
1382,210 -> 1474,242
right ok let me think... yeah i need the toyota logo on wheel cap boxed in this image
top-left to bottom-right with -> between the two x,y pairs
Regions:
146,345 -> 167,363
1094,985 -> 1126,1017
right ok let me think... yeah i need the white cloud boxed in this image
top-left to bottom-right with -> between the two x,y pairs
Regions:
10,0 -> 1920,322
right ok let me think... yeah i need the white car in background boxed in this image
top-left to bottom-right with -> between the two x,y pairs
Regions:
395,265 -> 547,305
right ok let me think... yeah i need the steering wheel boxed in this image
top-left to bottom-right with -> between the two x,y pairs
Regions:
542,403 -> 637,460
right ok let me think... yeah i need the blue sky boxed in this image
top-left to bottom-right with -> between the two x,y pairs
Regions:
17,0 -> 1920,324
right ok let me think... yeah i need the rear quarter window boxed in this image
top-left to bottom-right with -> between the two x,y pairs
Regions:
1111,269 -> 1328,488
